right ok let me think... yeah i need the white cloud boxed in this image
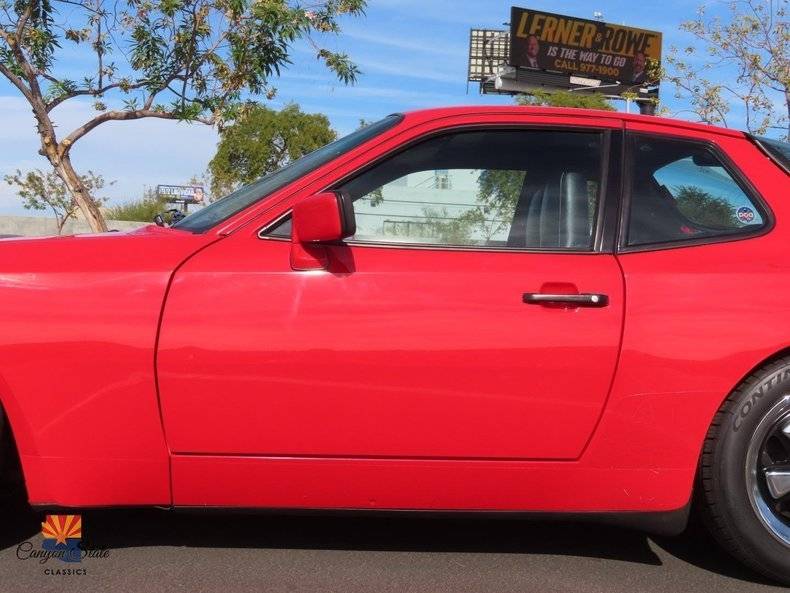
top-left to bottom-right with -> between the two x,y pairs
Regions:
343,29 -> 466,58
354,57 -> 462,84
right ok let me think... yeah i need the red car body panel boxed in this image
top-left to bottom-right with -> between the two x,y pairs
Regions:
0,226 -> 218,505
0,107 -> 787,515
157,243 -> 624,460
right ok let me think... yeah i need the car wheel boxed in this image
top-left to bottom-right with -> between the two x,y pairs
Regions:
699,357 -> 790,585
0,407 -> 6,484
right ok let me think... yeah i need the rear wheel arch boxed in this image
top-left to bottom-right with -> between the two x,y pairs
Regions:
692,345 -> 790,474
731,346 -> 790,397
0,400 -> 25,495
697,353 -> 790,584
698,344 -> 790,483
0,382 -> 38,498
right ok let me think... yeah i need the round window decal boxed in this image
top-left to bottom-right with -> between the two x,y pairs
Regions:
737,207 -> 756,224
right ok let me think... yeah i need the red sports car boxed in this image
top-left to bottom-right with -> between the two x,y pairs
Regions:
0,107 -> 789,583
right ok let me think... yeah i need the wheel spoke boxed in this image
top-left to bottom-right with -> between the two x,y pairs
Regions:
748,402 -> 790,544
765,466 -> 790,500
779,419 -> 790,458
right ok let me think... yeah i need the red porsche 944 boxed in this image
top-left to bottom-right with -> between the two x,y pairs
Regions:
1,107 -> 789,583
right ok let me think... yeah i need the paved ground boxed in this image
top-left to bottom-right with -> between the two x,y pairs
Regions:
1,491 -> 787,593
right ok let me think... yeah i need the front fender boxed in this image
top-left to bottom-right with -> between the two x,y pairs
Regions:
0,228 -> 217,506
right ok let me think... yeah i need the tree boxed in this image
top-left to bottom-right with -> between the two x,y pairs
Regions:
356,119 -> 384,206
663,0 -> 789,138
517,89 -> 616,111
5,168 -> 110,233
420,206 -> 475,245
674,186 -> 739,228
208,103 -> 335,196
0,0 -> 366,232
464,169 -> 525,242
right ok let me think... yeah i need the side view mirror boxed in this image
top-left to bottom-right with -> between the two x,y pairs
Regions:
290,191 -> 355,270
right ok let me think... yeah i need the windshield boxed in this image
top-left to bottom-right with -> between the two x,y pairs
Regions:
174,114 -> 403,232
751,135 -> 790,174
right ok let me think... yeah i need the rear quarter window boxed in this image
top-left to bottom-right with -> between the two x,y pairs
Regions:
627,134 -> 768,248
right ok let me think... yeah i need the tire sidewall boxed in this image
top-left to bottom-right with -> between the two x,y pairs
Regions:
715,364 -> 790,579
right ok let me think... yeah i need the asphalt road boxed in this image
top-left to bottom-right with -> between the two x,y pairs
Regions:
1,491 -> 787,593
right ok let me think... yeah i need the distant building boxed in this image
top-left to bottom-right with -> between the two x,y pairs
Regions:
353,169 -> 513,245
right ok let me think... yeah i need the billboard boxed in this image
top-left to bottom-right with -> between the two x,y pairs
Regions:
509,6 -> 661,86
156,184 -> 205,204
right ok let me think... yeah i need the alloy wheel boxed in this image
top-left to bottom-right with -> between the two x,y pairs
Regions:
747,395 -> 790,547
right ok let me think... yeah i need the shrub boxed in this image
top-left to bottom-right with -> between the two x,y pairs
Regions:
106,195 -> 168,222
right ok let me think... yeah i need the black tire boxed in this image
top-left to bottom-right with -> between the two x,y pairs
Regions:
698,356 -> 790,585
0,406 -> 5,477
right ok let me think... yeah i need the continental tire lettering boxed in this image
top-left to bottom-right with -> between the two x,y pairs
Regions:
733,368 -> 790,432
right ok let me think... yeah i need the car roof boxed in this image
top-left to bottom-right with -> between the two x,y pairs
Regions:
398,105 -> 746,139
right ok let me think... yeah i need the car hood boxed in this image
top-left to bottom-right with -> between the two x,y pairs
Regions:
0,224 -> 220,274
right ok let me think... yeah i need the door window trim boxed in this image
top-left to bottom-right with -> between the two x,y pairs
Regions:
617,131 -> 775,254
258,123 -> 621,255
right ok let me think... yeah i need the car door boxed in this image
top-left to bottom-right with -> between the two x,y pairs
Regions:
157,121 -> 625,467
607,123 -> 787,471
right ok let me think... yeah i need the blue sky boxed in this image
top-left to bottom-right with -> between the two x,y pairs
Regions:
0,0 -> 755,215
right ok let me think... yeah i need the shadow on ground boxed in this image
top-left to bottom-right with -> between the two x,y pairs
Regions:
0,490 -> 774,587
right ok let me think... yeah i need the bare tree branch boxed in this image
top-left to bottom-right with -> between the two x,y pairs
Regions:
0,61 -> 33,102
60,108 -> 215,151
46,79 -> 152,111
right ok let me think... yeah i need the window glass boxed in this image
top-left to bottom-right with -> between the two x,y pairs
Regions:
329,130 -> 604,249
753,135 -> 790,173
174,115 -> 402,232
627,135 -> 765,247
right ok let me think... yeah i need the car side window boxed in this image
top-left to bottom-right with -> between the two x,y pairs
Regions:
627,135 -> 766,247
262,129 -> 605,250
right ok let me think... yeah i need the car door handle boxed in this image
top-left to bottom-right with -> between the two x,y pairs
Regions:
522,293 -> 609,307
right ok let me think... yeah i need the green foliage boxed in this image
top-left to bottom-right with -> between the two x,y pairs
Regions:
468,169 -> 525,240
208,103 -> 336,196
4,167 -> 110,233
357,119 -> 384,206
1,0 -> 367,123
674,186 -> 738,228
0,0 -> 367,231
105,189 -> 168,222
420,206 -> 475,245
517,90 -> 615,111
368,185 -> 384,207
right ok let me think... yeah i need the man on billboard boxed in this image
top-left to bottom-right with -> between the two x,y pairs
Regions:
632,51 -> 647,84
524,34 -> 540,68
